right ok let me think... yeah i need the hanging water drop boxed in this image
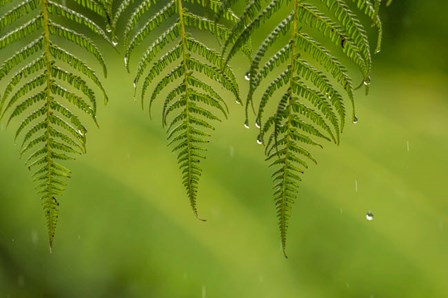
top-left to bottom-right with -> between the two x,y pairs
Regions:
106,24 -> 112,33
124,56 -> 128,66
244,120 -> 250,129
255,118 -> 261,128
363,76 -> 371,86
366,211 -> 374,221
353,115 -> 358,124
133,79 -> 137,89
112,36 -> 118,47
244,72 -> 251,81
256,134 -> 263,145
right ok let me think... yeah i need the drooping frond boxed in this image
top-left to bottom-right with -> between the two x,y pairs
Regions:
116,0 -> 239,218
0,0 -> 109,249
221,0 -> 387,256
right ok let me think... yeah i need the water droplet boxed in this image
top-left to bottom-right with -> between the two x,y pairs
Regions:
17,275 -> 25,287
366,211 -> 374,221
112,36 -> 118,47
201,285 -> 206,298
133,79 -> 137,89
124,56 -> 128,66
363,76 -> 371,86
235,100 -> 242,105
255,117 -> 261,128
256,135 -> 263,145
31,230 -> 39,245
244,72 -> 251,81
244,120 -> 250,129
106,24 -> 112,33
353,116 -> 358,124
229,146 -> 235,158
375,48 -> 381,54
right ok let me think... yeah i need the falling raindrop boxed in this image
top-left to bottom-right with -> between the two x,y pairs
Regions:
354,179 -> 358,192
17,275 -> 25,287
244,119 -> 250,129
201,285 -> 206,298
124,56 -> 128,66
31,230 -> 39,245
229,146 -> 235,158
244,72 -> 251,81
353,115 -> 358,124
366,211 -> 374,221
406,140 -> 410,152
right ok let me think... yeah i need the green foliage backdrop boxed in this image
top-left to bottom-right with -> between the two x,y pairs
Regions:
1,0 -> 448,297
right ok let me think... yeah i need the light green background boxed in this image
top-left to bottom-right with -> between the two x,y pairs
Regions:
1,1 -> 447,297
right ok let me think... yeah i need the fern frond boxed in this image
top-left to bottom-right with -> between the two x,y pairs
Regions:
118,0 -> 239,218
0,0 -> 109,249
223,0 -> 386,255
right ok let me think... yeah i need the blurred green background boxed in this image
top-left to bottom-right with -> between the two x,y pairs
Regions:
1,1 -> 448,297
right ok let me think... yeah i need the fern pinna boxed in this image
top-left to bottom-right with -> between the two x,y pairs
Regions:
114,0 -> 240,218
220,0 -> 389,256
0,0 -> 110,249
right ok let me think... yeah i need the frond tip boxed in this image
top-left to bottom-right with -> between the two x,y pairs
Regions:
0,0 -> 109,248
